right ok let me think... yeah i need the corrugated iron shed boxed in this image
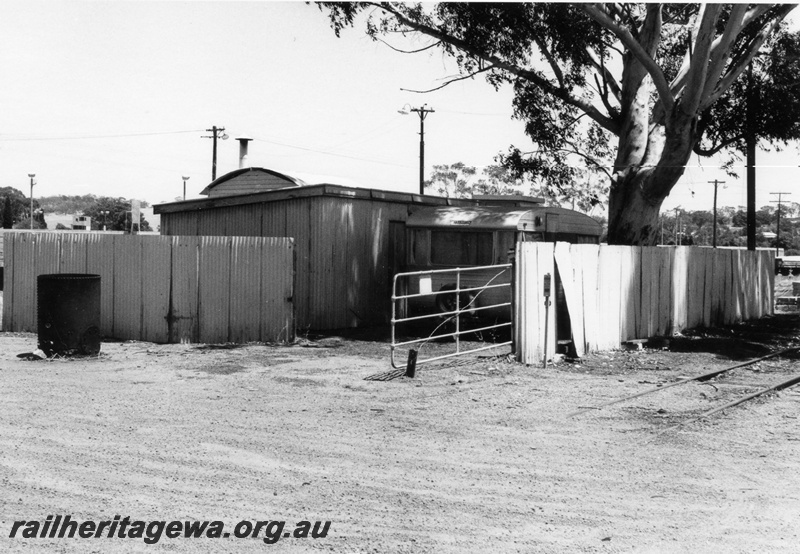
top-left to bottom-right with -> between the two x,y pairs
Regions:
155,183 -> 477,330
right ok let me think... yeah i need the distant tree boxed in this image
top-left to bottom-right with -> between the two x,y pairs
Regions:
425,162 -> 477,198
37,194 -> 151,215
2,196 -> 14,228
731,208 -> 748,228
0,186 -> 32,225
472,164 -> 529,196
82,197 -> 152,232
425,162 -> 606,213
13,212 -> 47,230
756,206 -> 775,227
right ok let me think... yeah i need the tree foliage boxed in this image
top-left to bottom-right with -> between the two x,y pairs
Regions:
0,186 -> 38,228
81,197 -> 152,232
319,3 -> 799,245
425,162 -> 607,213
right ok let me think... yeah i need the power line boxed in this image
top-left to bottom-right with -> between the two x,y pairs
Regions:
0,130 -> 204,141
252,137 -> 409,168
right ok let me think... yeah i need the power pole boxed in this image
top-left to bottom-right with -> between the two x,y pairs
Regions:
746,64 -> 758,251
673,207 -> 681,245
202,126 -> 228,181
28,173 -> 36,230
708,180 -> 726,248
770,192 -> 791,256
410,105 -> 435,195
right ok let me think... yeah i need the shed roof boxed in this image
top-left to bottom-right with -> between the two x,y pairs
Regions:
199,167 -> 304,195
154,183 -> 478,215
406,206 -> 538,230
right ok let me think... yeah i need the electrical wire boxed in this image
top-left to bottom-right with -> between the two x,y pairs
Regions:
251,136 -> 409,168
0,130 -> 204,141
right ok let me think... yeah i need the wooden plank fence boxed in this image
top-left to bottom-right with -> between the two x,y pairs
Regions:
2,233 -> 295,344
516,243 -> 774,365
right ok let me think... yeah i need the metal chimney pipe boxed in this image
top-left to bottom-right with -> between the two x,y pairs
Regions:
236,136 -> 253,169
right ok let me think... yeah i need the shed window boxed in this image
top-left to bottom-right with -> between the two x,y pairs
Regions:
430,230 -> 493,266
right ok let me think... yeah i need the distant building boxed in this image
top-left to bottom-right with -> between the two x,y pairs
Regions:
71,215 -> 91,230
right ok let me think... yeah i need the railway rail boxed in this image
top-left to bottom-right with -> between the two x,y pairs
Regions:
569,347 -> 800,429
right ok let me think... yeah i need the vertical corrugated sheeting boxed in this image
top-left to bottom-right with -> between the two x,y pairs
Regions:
59,233 -> 88,273
198,236 -> 232,343
141,236 -> 172,342
113,236 -> 144,340
229,235 -> 262,342
158,194 -> 413,330
261,238 -> 295,342
2,233 -> 294,344
170,235 -> 200,343
516,244 -> 775,363
86,233 -> 117,336
163,211 -> 198,236
1,231 -> 14,331
8,233 -> 34,331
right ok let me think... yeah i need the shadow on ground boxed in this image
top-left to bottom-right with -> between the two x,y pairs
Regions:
667,313 -> 800,360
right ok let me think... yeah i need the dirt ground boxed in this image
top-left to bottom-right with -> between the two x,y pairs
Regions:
2,289 -> 800,553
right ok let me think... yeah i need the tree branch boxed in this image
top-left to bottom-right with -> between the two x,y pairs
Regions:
400,65 -> 496,94
368,2 -> 621,134
680,4 -> 723,115
694,134 -> 747,157
701,4 -> 796,111
586,48 -> 621,102
670,4 -> 780,98
699,4 -> 749,101
375,36 -> 442,54
533,35 -> 565,89
581,3 -> 675,115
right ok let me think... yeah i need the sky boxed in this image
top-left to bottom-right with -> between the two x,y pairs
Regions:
1,1 -> 798,216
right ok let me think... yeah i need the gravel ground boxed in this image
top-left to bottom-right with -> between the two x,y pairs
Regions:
1,305 -> 800,553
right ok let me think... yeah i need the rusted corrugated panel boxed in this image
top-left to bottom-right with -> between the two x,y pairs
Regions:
198,235 -> 231,343
228,236 -> 262,343
260,237 -> 295,342
112,235 -> 143,340
85,234 -> 116,336
169,236 -> 200,343
141,236 -> 172,343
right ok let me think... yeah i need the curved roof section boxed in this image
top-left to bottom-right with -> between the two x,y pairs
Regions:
200,167 -> 306,195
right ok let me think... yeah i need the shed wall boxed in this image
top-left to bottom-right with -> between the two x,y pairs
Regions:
160,196 -> 409,330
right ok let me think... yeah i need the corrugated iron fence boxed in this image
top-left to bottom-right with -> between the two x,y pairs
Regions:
516,243 -> 774,364
2,233 -> 295,344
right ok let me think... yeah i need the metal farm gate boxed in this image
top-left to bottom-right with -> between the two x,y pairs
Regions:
390,263 -> 513,369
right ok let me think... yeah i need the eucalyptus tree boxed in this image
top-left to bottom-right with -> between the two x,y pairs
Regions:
320,3 -> 799,244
